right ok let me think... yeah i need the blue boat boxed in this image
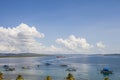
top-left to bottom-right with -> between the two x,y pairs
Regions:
45,63 -> 51,66
3,65 -> 9,69
101,67 -> 113,75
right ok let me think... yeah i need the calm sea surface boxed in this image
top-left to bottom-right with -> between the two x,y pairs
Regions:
0,54 -> 120,80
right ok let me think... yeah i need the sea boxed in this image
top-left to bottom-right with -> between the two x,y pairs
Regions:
0,54 -> 120,80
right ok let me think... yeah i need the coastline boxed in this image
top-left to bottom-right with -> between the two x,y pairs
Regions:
0,53 -> 51,58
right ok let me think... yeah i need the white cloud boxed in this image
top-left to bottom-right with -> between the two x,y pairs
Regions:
0,23 -> 107,54
0,23 -> 66,54
96,41 -> 106,49
56,35 -> 93,53
0,23 -> 44,53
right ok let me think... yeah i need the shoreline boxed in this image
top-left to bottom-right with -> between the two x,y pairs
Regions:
0,54 -> 52,58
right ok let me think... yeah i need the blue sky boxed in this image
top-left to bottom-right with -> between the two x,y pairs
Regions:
0,0 -> 120,54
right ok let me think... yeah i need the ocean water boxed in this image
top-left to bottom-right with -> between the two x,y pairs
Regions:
0,54 -> 120,80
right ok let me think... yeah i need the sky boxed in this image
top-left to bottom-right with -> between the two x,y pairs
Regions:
0,0 -> 120,54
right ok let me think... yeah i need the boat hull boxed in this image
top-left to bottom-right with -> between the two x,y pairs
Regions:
101,70 -> 112,74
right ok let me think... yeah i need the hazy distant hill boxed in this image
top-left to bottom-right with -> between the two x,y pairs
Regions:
103,54 -> 120,56
0,53 -> 50,58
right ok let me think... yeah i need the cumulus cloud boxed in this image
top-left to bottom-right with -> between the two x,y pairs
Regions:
56,35 -> 93,53
0,23 -> 44,53
0,23 -> 69,54
0,23 -> 107,54
96,41 -> 106,48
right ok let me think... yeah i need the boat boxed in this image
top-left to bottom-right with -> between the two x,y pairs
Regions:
21,66 -> 30,69
3,65 -> 9,69
101,70 -> 112,74
101,67 -> 113,75
60,64 -> 68,67
5,67 -> 15,71
37,64 -> 40,67
3,65 -> 15,71
56,56 -> 65,58
45,63 -> 51,66
66,67 -> 76,71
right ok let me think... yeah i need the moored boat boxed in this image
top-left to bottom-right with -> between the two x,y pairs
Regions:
66,67 -> 76,71
101,67 -> 113,75
60,64 -> 68,67
101,70 -> 112,74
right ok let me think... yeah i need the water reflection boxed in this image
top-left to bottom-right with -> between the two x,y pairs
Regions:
80,64 -> 89,72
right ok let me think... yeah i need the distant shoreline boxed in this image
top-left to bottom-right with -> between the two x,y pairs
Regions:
0,53 -> 52,58
0,53 -> 120,58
